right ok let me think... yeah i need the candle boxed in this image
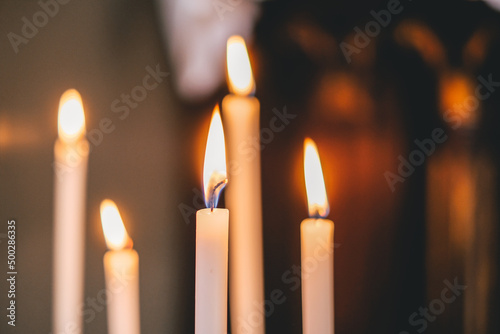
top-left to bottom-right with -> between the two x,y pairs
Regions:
52,89 -> 89,334
196,105 -> 229,334
301,138 -> 334,334
100,199 -> 140,334
222,35 -> 265,334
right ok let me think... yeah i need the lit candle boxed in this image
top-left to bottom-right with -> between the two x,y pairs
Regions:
52,89 -> 89,334
100,199 -> 140,334
301,138 -> 334,334
196,105 -> 229,334
222,35 -> 265,334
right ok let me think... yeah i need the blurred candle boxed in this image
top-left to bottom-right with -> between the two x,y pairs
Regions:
222,35 -> 265,334
301,138 -> 334,334
52,89 -> 89,334
196,106 -> 229,334
100,200 -> 140,334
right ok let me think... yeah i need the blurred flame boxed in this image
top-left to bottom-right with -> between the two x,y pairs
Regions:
203,105 -> 227,209
58,89 -> 86,143
463,28 -> 490,69
227,35 -> 255,96
394,21 -> 446,69
315,72 -> 374,123
100,199 -> 132,251
439,72 -> 478,128
304,138 -> 330,218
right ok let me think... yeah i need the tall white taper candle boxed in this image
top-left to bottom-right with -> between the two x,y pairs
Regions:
53,89 -> 89,334
223,35 -> 265,334
301,138 -> 334,334
195,106 -> 229,334
100,199 -> 141,334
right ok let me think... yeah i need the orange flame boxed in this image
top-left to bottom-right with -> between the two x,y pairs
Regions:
226,35 -> 255,96
304,138 -> 330,218
203,105 -> 227,209
100,199 -> 132,251
58,89 -> 86,143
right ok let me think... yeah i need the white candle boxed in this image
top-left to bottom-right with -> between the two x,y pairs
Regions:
53,89 -> 89,334
301,138 -> 334,334
222,35 -> 265,334
100,199 -> 140,334
196,106 -> 229,334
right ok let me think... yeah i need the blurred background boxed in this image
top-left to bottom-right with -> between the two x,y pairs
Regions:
1,0 -> 499,333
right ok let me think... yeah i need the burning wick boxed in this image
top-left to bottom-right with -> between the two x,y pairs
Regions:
310,209 -> 322,220
209,179 -> 228,212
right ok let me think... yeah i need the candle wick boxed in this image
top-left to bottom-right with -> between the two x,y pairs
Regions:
209,178 -> 228,211
310,206 -> 323,219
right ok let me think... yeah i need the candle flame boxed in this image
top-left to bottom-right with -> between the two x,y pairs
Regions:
226,35 -> 255,96
58,89 -> 86,143
304,138 -> 330,218
203,105 -> 227,209
100,199 -> 132,251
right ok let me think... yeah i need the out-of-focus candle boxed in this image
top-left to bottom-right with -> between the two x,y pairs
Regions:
195,106 -> 229,334
301,138 -> 334,334
222,35 -> 265,334
52,89 -> 89,334
100,199 -> 140,334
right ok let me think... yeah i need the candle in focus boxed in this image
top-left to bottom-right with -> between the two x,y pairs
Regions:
301,138 -> 334,334
222,35 -> 265,334
195,106 -> 229,334
52,89 -> 89,334
100,199 -> 140,334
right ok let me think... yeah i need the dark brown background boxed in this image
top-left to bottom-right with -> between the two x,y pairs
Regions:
1,0 -> 499,333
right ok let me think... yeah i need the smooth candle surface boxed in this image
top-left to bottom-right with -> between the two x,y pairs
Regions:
195,208 -> 229,334
222,95 -> 265,334
103,249 -> 140,334
301,218 -> 334,334
53,138 -> 89,334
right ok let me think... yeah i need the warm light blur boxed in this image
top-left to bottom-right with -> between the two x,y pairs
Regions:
304,138 -> 330,218
315,72 -> 374,123
463,28 -> 490,69
226,35 -> 255,96
439,72 -> 478,128
394,21 -> 446,69
100,199 -> 131,251
203,105 -> 227,208
58,89 -> 86,143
